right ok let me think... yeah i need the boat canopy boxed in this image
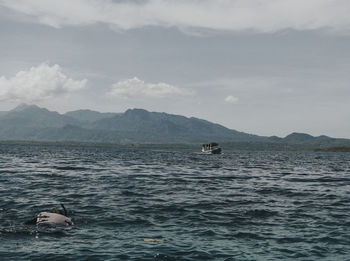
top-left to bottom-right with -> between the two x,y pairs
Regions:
202,142 -> 219,147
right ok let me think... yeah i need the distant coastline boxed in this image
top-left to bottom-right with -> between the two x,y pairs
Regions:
1,140 -> 350,152
314,146 -> 350,152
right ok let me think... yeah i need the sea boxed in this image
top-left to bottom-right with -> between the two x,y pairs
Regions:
0,144 -> 349,261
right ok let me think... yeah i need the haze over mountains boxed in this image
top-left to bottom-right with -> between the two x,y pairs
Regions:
0,104 -> 348,146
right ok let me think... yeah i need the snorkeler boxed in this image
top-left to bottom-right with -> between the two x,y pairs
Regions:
25,203 -> 73,226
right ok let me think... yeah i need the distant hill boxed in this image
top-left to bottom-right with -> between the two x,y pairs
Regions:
0,104 -> 263,143
87,108 -> 262,142
0,104 -> 75,128
266,132 -> 350,146
267,132 -> 333,143
0,104 -> 349,147
283,132 -> 315,142
65,109 -> 118,123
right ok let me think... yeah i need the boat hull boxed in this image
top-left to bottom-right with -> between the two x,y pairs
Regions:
202,147 -> 222,154
211,148 -> 221,154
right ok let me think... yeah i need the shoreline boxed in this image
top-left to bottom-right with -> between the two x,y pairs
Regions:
1,140 -> 349,152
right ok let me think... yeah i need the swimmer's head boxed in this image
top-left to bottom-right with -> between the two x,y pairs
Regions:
51,208 -> 62,214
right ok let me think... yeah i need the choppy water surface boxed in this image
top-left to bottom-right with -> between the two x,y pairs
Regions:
0,144 -> 349,260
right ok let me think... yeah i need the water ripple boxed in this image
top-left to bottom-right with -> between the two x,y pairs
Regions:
0,145 -> 349,260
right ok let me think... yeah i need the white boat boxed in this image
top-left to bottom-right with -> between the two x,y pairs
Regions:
201,142 -> 222,154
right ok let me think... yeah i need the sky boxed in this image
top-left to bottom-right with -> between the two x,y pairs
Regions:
0,0 -> 350,138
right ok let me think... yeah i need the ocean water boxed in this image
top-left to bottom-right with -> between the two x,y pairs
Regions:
0,144 -> 349,261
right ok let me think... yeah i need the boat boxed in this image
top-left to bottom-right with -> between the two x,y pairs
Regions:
201,142 -> 222,154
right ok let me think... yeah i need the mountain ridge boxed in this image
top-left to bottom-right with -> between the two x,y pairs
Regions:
0,104 -> 348,145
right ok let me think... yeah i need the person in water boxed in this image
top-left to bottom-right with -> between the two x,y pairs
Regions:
25,204 -> 73,226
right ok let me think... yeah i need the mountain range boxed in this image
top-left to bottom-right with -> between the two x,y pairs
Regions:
0,104 -> 348,146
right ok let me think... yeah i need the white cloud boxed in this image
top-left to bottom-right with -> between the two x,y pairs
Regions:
0,0 -> 350,33
225,95 -> 239,104
108,77 -> 193,98
0,63 -> 87,102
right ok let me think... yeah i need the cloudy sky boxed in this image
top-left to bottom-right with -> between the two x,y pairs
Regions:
0,0 -> 350,138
